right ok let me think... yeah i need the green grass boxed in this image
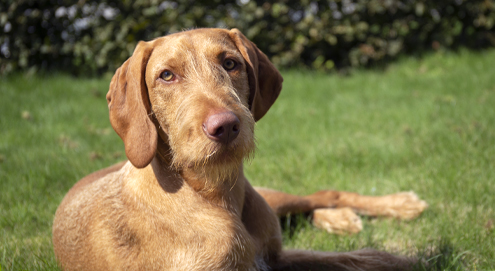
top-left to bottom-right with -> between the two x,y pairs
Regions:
1,49 -> 495,270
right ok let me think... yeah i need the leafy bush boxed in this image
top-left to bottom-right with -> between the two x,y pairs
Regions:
1,0 -> 494,75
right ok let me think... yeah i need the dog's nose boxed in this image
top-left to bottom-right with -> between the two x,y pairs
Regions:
203,111 -> 240,144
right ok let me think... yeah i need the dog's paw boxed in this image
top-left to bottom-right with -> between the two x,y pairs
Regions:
373,191 -> 428,220
312,207 -> 363,235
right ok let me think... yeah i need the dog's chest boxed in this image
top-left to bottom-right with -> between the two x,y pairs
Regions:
119,187 -> 260,270
168,213 -> 257,270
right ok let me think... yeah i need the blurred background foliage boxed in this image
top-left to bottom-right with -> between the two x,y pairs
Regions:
1,0 -> 495,75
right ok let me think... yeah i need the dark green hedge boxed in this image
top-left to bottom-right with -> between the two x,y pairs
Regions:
1,0 -> 495,75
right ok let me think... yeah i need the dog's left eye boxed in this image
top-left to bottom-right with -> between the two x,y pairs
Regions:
223,59 -> 236,71
161,70 -> 175,81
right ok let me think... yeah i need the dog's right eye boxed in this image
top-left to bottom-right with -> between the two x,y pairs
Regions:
160,70 -> 175,81
223,59 -> 236,71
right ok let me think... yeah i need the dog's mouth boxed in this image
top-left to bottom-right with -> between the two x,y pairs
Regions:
203,141 -> 252,164
199,109 -> 255,163
166,105 -> 255,175
169,127 -> 255,171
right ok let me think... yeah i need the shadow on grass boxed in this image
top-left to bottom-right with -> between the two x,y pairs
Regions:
280,214 -> 467,271
413,240 -> 467,271
279,213 -> 314,239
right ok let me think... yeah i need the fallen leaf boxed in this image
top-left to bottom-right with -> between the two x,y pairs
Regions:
90,151 -> 103,161
485,219 -> 494,232
21,111 -> 32,120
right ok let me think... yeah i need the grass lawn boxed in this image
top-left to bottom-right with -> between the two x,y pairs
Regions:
1,49 -> 494,270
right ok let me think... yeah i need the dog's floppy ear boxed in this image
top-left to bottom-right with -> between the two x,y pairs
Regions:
106,41 -> 157,168
229,28 -> 283,122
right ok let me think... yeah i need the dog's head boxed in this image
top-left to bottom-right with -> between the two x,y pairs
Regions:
106,28 -> 283,178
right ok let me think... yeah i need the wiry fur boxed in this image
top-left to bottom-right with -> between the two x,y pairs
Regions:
53,28 -> 425,271
150,45 -> 255,190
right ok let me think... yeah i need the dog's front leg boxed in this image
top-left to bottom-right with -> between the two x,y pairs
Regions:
305,190 -> 428,220
254,188 -> 364,234
256,188 -> 427,219
255,187 -> 427,234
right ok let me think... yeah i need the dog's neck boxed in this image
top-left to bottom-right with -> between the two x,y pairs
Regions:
152,138 -> 246,212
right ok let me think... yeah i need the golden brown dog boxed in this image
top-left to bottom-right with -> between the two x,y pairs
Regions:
52,28 -> 427,270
